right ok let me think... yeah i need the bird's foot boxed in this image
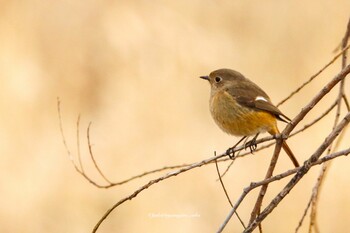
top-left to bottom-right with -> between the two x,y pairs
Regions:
226,147 -> 235,159
244,134 -> 259,153
245,140 -> 257,153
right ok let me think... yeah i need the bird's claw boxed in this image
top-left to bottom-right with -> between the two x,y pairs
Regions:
226,147 -> 235,159
245,138 -> 258,153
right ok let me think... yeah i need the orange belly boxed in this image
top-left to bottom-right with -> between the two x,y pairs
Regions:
210,91 -> 277,136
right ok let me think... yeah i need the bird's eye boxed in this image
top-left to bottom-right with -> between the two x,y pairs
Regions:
215,76 -> 222,83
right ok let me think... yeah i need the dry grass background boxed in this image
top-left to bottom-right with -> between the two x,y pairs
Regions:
0,1 -> 349,232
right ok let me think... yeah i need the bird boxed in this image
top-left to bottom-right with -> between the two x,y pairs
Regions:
200,68 -> 299,167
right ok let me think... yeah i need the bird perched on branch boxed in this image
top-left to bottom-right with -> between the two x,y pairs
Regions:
200,68 -> 299,167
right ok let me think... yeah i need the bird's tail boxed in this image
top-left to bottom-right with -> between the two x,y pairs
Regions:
282,140 -> 299,167
269,127 -> 299,167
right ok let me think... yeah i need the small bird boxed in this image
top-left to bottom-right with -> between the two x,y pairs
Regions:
200,68 -> 299,167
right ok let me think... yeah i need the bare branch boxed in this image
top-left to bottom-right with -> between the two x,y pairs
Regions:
217,144 -> 350,233
295,194 -> 313,232
341,18 -> 350,68
90,142 -> 350,233
218,159 -> 235,179
277,44 -> 350,107
244,111 -> 350,232
343,94 -> 350,111
91,136 -> 350,233
306,18 -> 350,232
76,114 -> 84,173
58,98 -> 86,176
92,152 -> 227,232
214,152 -> 233,207
87,123 -> 113,184
290,100 -> 337,137
308,163 -> 329,233
214,152 -> 246,229
249,139 -> 283,225
284,64 -> 350,136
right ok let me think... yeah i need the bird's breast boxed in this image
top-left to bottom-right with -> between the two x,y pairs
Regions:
209,91 -> 276,136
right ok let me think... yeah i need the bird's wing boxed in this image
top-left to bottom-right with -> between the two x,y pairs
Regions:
226,83 -> 291,123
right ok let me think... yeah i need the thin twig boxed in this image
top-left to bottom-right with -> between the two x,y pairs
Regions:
307,18 -> 350,232
58,98 -> 84,174
295,195 -> 313,232
218,160 -> 235,179
58,98 -> 201,188
215,152 -> 233,207
341,18 -> 350,68
76,114 -> 84,173
277,44 -> 350,107
283,64 -> 350,136
308,162 -> 329,233
343,94 -> 350,110
87,123 -> 113,184
290,100 -> 338,137
214,152 -> 246,229
58,99 -> 111,188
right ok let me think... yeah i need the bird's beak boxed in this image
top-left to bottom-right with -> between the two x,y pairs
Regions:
200,75 -> 209,81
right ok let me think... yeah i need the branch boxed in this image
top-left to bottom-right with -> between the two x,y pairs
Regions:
295,194 -> 313,232
61,90 -> 326,195
217,145 -> 350,233
248,139 -> 283,226
214,153 -> 233,207
87,123 -> 113,184
214,152 -> 246,229
295,124 -> 350,233
290,100 -> 337,137
276,44 -> 350,107
93,120 -> 350,233
92,152 -> 227,232
245,111 -> 350,232
246,62 -> 350,232
341,18 -> 350,68
284,64 -> 350,136
306,18 -> 350,232
58,98 -> 203,188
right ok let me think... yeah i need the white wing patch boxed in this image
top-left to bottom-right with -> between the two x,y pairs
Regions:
255,96 -> 268,102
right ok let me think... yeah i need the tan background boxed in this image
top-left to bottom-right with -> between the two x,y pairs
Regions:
1,1 -> 349,232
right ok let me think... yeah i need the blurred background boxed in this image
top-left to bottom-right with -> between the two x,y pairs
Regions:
0,1 -> 349,232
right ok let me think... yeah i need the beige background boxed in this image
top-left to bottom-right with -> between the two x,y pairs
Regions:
1,1 -> 349,232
